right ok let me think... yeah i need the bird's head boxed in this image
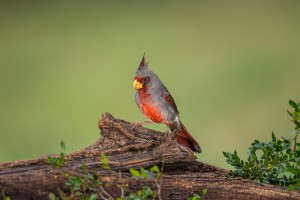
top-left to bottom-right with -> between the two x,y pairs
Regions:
133,56 -> 157,91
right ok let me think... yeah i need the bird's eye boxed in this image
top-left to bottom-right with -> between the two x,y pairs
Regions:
142,77 -> 149,83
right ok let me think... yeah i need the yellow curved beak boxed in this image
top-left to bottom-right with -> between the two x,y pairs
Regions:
133,79 -> 143,90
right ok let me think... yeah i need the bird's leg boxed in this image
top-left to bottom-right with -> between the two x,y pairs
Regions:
161,125 -> 170,137
165,127 -> 178,146
132,120 -> 153,130
162,121 -> 178,138
170,128 -> 178,140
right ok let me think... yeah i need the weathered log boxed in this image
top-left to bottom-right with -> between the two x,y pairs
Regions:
0,112 -> 299,200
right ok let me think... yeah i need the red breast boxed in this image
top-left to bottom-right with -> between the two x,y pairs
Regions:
138,89 -> 164,123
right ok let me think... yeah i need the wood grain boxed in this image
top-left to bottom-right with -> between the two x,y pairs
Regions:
0,113 -> 299,200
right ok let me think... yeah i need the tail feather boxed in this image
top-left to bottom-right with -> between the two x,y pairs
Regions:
176,121 -> 201,153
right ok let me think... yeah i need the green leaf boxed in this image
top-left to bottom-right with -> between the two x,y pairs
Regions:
140,168 -> 149,179
188,193 -> 200,200
100,152 -> 110,170
88,193 -> 98,200
86,173 -> 95,181
288,184 -> 295,190
47,142 -> 66,167
150,165 -> 160,173
60,141 -> 66,151
202,188 -> 208,195
48,193 -> 57,200
66,175 -> 83,192
287,110 -> 293,117
141,186 -> 155,197
80,163 -> 87,172
60,152 -> 65,160
286,165 -> 300,175
137,190 -> 143,197
223,152 -> 230,158
289,100 -> 298,110
272,132 -> 276,142
253,142 -> 263,149
129,168 -> 141,177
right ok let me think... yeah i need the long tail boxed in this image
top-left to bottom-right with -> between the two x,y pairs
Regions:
176,121 -> 201,153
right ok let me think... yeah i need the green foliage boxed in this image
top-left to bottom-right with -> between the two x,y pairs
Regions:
187,189 -> 208,200
100,152 -> 111,171
47,143 -> 205,199
118,186 -> 155,200
60,141 -> 66,151
125,165 -> 163,199
48,192 -> 59,200
49,168 -> 103,200
51,164 -> 163,200
1,188 -> 11,200
129,164 -> 163,180
61,171 -> 101,199
129,168 -> 142,178
47,141 -> 66,167
129,168 -> 152,179
48,149 -> 165,200
149,165 -> 160,173
47,151 -> 111,200
223,99 -> 300,191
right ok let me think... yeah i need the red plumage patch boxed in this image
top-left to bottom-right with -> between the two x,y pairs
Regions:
135,76 -> 164,123
140,102 -> 164,123
138,88 -> 164,123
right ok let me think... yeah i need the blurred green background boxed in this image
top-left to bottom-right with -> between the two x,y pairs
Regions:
0,1 -> 299,169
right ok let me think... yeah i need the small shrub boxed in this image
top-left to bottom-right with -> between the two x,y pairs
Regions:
47,141 -> 66,167
223,99 -> 300,191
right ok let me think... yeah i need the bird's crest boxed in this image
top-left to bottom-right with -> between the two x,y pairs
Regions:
137,54 -> 148,71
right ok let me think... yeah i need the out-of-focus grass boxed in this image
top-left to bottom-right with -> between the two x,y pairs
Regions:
0,1 -> 299,168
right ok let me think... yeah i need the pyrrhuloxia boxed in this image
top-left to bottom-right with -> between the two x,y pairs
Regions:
133,56 -> 201,153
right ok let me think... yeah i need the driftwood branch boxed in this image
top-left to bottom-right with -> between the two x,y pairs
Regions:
0,112 -> 299,200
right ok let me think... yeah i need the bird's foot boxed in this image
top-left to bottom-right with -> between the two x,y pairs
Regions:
165,129 -> 178,145
132,121 -> 153,131
132,122 -> 142,130
170,129 -> 178,140
161,128 -> 170,137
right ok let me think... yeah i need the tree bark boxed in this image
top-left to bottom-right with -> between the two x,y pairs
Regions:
0,112 -> 299,200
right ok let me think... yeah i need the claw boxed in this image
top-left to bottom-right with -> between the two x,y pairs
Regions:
165,129 -> 178,146
132,122 -> 142,130
131,121 -> 153,131
170,129 -> 178,140
161,130 -> 169,137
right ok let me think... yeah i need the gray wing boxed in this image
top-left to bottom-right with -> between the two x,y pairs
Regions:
161,85 -> 179,115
